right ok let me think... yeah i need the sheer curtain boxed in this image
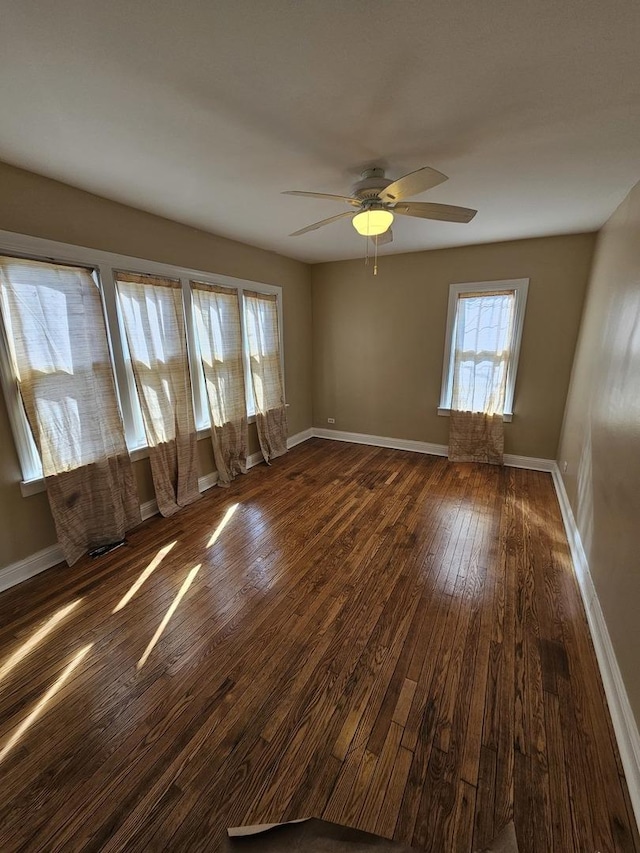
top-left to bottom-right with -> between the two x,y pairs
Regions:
243,291 -> 288,462
448,290 -> 515,464
191,282 -> 248,485
116,273 -> 199,515
0,257 -> 140,564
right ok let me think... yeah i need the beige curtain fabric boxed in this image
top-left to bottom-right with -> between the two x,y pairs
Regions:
243,291 -> 288,462
449,411 -> 505,464
116,273 -> 199,516
448,290 -> 515,465
192,282 -> 248,485
0,257 -> 140,565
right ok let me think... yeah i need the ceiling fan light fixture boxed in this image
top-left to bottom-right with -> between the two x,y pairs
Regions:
352,208 -> 394,236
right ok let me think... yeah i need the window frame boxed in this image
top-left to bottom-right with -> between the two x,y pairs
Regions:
438,278 -> 529,421
0,229 -> 284,495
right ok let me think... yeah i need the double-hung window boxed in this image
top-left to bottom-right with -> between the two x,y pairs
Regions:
0,257 -> 125,483
191,282 -> 247,430
116,273 -> 195,450
243,290 -> 285,418
439,279 -> 528,420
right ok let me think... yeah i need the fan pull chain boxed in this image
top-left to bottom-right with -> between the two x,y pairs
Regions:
365,232 -> 370,266
374,234 -> 378,276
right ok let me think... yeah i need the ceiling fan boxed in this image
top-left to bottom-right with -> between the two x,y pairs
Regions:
283,166 -> 477,245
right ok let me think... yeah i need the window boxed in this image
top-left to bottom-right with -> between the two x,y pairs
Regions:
439,279 -> 528,420
191,282 -> 247,428
0,257 -> 124,483
0,229 -> 283,493
242,290 -> 285,417
116,272 -> 196,449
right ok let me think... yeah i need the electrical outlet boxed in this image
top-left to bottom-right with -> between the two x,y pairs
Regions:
327,418 -> 335,424
562,461 -> 568,473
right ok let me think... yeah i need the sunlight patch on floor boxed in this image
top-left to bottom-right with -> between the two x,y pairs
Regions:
112,541 -> 177,614
0,599 -> 81,688
137,564 -> 202,669
207,503 -> 239,548
0,643 -> 93,765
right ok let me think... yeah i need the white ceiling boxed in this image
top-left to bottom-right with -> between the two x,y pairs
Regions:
1,0 -> 640,263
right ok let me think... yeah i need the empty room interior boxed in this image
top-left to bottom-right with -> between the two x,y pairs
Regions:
1,1 -> 639,851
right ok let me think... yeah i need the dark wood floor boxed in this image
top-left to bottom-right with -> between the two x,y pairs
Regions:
0,439 -> 637,852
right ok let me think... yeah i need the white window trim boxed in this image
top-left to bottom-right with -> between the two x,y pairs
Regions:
239,292 -> 257,419
437,278 -> 529,422
0,229 -> 285,496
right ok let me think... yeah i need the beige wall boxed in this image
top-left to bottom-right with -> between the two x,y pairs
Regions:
557,181 -> 640,722
311,233 -> 595,458
0,161 -> 312,568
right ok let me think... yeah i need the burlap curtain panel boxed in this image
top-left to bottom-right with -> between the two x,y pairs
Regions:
448,290 -> 515,465
191,282 -> 248,485
116,273 -> 200,515
243,291 -> 288,462
0,257 -> 140,565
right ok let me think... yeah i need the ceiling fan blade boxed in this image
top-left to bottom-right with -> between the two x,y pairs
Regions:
283,191 -> 360,207
289,210 -> 354,237
378,167 -> 448,202
393,202 -> 477,223
370,228 -> 393,246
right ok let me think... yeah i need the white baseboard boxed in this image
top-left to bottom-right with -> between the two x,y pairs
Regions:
313,427 -> 448,458
0,543 -> 65,594
139,498 -> 159,521
503,453 -> 555,472
313,427 -> 555,471
288,427 -> 315,449
247,449 -> 264,469
552,464 -> 640,829
198,471 -> 219,492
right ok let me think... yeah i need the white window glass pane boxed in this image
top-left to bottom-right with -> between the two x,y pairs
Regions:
451,292 -> 515,414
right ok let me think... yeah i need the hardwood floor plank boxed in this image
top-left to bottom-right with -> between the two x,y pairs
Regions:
375,745 -> 414,840
544,690 -> 576,853
473,745 -> 498,850
492,471 -> 517,832
0,439 -> 635,852
323,741 -> 377,827
357,721 -> 404,833
412,745 -> 457,852
453,779 -> 477,853
460,570 -> 495,786
391,678 -> 417,728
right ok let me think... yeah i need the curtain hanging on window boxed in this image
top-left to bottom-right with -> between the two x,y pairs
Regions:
243,291 -> 288,462
116,273 -> 199,515
448,290 -> 515,465
191,282 -> 248,485
0,257 -> 140,565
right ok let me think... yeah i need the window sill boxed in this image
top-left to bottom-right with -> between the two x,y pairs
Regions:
20,477 -> 47,497
437,407 -> 513,423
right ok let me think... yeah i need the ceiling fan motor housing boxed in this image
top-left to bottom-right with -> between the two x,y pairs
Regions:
352,168 -> 393,202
